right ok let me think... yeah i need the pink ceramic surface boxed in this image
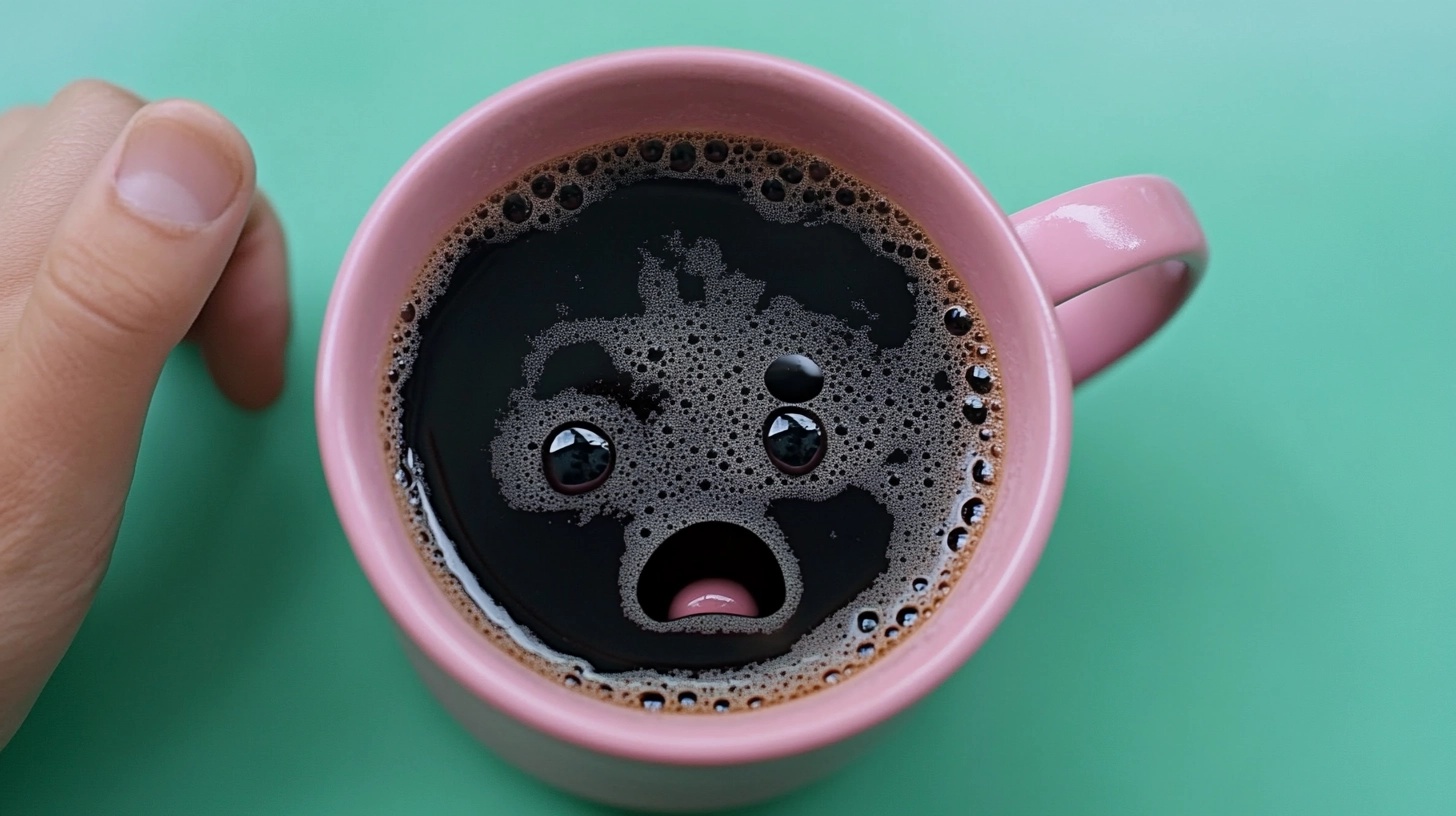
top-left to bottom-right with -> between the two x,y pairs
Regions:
316,47 -> 1206,811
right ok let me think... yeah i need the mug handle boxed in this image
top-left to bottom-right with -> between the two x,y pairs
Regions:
1010,175 -> 1208,385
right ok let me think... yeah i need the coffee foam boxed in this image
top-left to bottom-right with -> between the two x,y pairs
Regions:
380,133 -> 1006,713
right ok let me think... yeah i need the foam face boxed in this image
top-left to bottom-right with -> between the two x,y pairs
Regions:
381,133 -> 1007,712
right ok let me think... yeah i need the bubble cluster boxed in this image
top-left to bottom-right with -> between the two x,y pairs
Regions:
380,132 -> 1006,713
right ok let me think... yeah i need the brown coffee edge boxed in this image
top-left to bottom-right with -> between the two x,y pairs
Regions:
375,130 -> 1006,713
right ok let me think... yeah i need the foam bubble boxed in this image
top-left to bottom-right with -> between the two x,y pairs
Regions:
380,132 -> 1007,713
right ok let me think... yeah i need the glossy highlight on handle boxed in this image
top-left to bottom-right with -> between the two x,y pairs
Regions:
1012,175 -> 1208,384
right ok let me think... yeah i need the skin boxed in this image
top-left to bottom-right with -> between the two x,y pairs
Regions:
0,80 -> 289,748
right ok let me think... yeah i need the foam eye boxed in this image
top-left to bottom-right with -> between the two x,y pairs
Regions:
763,408 -> 825,476
764,354 -> 823,403
543,423 -> 613,494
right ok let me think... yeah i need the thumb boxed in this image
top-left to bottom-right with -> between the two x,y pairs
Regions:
1,100 -> 253,495
0,100 -> 255,744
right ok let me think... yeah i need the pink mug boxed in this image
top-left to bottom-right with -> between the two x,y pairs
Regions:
317,47 -> 1206,811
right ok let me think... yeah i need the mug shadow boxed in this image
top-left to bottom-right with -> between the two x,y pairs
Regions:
718,375 -> 1340,815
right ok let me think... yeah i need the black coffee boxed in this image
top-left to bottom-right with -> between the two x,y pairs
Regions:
383,133 -> 1005,712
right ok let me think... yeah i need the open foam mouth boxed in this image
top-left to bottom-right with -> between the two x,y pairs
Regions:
637,521 -> 787,622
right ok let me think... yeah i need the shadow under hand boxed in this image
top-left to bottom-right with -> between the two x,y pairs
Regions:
0,349 -> 307,786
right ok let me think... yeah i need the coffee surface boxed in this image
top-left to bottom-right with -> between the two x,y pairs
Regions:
382,133 -> 1005,712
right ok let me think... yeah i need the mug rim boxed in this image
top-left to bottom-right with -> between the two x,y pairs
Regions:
317,46 -> 1072,766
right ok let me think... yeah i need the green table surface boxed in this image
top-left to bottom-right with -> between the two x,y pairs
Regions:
2,1 -> 1453,813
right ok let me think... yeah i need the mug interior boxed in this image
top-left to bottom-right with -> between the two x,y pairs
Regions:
317,47 -> 1070,765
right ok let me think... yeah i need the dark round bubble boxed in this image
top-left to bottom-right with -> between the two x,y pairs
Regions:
962,395 -> 988,424
640,692 -> 665,711
765,150 -> 785,165
555,184 -> 584,210
763,408 -> 824,475
530,175 -> 556,199
943,524 -> 966,550
677,691 -> 697,707
713,699 -> 731,713
400,302 -> 415,322
807,161 -> 829,181
764,354 -> 824,402
972,458 -> 994,484
704,139 -> 729,162
944,307 -> 973,335
778,166 -> 803,184
913,577 -> 929,592
960,498 -> 985,525
502,193 -> 531,223
856,610 -> 879,632
761,178 -> 786,202
638,139 -> 665,162
858,643 -> 875,658
543,423 -> 613,494
897,607 -> 919,626
613,143 -> 629,157
834,187 -> 856,206
575,155 -> 598,175
966,365 -> 994,394
668,141 -> 697,171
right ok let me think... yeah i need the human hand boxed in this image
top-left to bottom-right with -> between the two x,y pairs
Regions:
0,81 -> 289,747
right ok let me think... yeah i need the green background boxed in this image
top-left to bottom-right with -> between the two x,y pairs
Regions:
2,1 -> 1453,813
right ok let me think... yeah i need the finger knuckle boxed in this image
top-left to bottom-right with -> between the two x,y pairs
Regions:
51,78 -> 144,111
42,238 -> 168,340
0,104 -> 40,127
